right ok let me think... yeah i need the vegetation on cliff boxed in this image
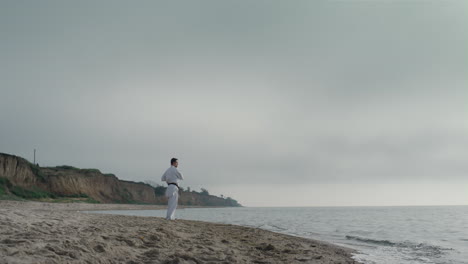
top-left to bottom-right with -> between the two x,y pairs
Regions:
0,176 -> 100,203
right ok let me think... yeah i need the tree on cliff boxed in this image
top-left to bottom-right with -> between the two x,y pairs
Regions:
153,185 -> 167,196
200,188 -> 209,195
144,180 -> 159,188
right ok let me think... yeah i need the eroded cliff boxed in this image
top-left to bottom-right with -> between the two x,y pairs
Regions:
0,153 -> 42,188
0,153 -> 155,203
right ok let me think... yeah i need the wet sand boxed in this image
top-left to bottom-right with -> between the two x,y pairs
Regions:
0,201 -> 359,263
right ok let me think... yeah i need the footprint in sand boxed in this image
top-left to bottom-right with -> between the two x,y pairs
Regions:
93,244 -> 106,253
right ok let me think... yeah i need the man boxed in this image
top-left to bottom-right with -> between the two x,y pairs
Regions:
161,158 -> 184,220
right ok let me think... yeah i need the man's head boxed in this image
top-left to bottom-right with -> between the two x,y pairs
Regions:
171,158 -> 178,167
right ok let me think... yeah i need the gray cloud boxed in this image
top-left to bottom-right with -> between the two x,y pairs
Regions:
1,1 -> 467,205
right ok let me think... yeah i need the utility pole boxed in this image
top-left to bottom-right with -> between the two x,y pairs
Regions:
34,149 -> 36,164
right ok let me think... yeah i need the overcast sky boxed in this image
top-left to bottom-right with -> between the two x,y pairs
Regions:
1,0 -> 467,206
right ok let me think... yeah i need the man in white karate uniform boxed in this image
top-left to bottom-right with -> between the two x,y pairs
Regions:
161,158 -> 184,220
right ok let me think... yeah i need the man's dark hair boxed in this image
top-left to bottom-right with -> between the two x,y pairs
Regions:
171,158 -> 178,165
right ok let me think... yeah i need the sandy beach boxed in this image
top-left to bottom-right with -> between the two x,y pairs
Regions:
0,201 -> 358,264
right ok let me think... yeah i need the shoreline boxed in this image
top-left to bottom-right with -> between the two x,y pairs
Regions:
0,200 -> 360,263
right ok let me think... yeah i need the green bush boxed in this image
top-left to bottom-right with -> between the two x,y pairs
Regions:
56,165 -> 79,170
29,164 -> 46,182
11,186 -> 55,199
84,197 -> 100,204
137,181 -> 153,188
0,177 -> 12,188
225,197 -> 241,207
80,169 -> 101,174
154,185 -> 166,196
62,193 -> 89,198
0,177 -> 13,196
55,166 -> 101,175
200,188 -> 209,195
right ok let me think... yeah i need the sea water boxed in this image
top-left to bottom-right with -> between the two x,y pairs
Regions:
87,206 -> 468,264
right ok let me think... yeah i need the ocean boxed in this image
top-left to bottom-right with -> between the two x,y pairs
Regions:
87,206 -> 468,264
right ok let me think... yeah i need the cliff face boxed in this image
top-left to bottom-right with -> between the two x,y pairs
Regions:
42,168 -> 120,202
119,181 -> 157,204
41,168 -> 157,203
0,153 -> 41,188
0,153 -> 156,203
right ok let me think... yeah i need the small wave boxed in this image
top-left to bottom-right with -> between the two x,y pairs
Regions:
345,235 -> 453,257
256,223 -> 287,231
345,235 -> 397,246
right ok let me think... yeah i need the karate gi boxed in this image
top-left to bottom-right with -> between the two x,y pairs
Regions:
161,166 -> 184,220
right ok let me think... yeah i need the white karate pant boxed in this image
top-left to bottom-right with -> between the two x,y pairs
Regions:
165,185 -> 179,220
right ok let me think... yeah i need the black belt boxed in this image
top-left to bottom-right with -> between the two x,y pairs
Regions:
168,182 -> 179,188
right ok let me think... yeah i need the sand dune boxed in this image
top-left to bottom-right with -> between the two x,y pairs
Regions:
0,201 -> 358,263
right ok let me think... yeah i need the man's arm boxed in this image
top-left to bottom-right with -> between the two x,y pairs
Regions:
176,169 -> 184,180
161,170 -> 167,181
